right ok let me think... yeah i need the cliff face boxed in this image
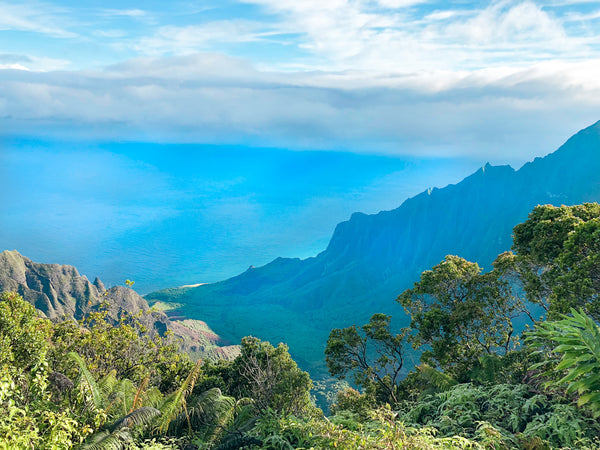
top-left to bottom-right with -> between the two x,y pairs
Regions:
0,250 -> 239,361
147,121 -> 600,374
0,250 -> 150,320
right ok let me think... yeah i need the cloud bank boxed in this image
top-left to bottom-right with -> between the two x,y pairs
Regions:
1,54 -> 599,162
1,0 -> 600,161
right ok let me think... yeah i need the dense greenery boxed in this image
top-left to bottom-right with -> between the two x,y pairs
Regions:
324,203 -> 600,449
4,203 -> 600,448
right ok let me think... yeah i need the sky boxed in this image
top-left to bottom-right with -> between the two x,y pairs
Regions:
0,0 -> 599,161
2,1 -> 600,291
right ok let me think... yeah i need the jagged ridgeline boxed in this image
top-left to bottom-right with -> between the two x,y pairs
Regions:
0,250 -> 240,361
146,120 -> 600,377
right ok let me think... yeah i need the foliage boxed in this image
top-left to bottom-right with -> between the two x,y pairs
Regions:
0,294 -> 91,449
200,336 -> 315,416
528,308 -> 600,417
400,382 -> 600,448
0,291 -> 52,372
397,255 -> 524,380
9,201 -> 600,449
509,203 -> 600,320
249,408 -> 499,449
329,387 -> 375,420
155,359 -> 203,434
325,313 -> 407,405
49,307 -> 192,392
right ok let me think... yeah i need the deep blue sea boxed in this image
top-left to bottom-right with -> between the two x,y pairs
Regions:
0,140 -> 481,293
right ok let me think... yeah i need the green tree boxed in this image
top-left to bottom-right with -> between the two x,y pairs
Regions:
397,255 -> 522,380
201,337 -> 314,416
49,307 -> 192,393
509,203 -> 600,320
325,313 -> 407,405
0,292 -> 90,448
0,291 -> 52,373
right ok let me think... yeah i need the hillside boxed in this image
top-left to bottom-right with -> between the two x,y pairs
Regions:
146,121 -> 600,376
0,250 -> 239,361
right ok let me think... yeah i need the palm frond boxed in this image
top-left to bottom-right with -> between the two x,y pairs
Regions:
527,308 -> 600,417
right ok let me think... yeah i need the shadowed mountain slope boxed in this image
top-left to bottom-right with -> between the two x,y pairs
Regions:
151,121 -> 599,374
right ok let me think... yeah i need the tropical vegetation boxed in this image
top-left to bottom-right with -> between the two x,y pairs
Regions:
3,203 -> 600,448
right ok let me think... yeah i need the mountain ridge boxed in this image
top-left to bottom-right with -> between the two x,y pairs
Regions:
147,120 -> 600,376
0,250 -> 240,361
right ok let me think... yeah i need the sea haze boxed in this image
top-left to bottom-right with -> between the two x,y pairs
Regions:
0,139 -> 482,293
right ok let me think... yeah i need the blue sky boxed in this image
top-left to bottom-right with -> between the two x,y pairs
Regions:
1,0 -> 600,161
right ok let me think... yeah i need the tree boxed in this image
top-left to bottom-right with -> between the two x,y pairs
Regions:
0,292 -> 89,448
201,337 -> 314,416
397,255 -> 522,380
0,291 -> 51,373
510,203 -> 600,320
49,306 -> 192,393
325,313 -> 407,405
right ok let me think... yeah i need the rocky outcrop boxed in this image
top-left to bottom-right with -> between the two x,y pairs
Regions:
0,250 -> 150,321
0,250 -> 238,361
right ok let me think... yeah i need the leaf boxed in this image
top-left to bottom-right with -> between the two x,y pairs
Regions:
110,406 -> 160,431
68,351 -> 103,411
154,359 -> 203,434
80,429 -> 133,450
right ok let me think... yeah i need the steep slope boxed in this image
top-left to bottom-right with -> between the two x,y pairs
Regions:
147,121 -> 600,375
0,250 -> 239,361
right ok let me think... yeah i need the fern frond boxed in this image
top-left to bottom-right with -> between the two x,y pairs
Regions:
130,375 -> 150,413
80,429 -> 133,450
155,359 -> 203,434
417,364 -> 457,391
68,351 -> 103,411
110,406 -> 161,431
98,370 -> 118,399
143,386 -> 163,408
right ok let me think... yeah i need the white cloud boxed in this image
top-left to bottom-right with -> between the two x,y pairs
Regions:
100,9 -> 147,18
134,21 -> 276,56
0,63 -> 30,70
93,29 -> 127,39
447,1 -> 566,45
375,0 -> 429,8
0,54 -> 598,164
0,53 -> 70,71
227,0 -> 599,72
0,0 -> 599,164
563,9 -> 600,21
0,1 -> 76,38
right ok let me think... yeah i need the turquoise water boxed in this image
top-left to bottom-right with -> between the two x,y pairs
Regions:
0,139 -> 481,293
